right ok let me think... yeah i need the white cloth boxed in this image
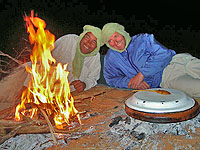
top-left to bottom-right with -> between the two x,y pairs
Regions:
160,53 -> 200,98
24,34 -> 101,92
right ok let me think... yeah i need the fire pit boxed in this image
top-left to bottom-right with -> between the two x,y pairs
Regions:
125,88 -> 200,123
1,85 -> 200,149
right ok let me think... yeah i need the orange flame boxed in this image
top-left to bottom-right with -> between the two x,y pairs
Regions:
15,10 -> 80,129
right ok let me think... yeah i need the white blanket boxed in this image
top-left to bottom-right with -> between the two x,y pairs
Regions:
161,53 -> 200,98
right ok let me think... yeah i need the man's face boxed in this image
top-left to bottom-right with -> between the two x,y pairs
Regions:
108,32 -> 126,50
80,32 -> 97,54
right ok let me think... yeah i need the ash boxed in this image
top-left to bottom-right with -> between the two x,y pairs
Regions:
105,108 -> 200,149
0,125 -> 95,150
1,108 -> 200,150
0,133 -> 64,150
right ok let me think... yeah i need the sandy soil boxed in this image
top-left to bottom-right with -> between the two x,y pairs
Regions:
44,85 -> 200,150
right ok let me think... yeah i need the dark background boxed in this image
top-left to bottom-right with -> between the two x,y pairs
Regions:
1,0 -> 200,59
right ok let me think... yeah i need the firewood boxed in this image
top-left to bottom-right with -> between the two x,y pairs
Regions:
0,108 -> 81,145
0,120 -> 34,144
0,118 -> 45,136
0,119 -> 25,126
74,91 -> 107,101
40,108 -> 57,144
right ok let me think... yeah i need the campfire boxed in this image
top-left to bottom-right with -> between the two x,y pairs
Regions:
1,11 -> 200,150
14,10 -> 80,130
0,11 -> 112,145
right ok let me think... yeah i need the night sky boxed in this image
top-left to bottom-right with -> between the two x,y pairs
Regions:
1,0 -> 200,57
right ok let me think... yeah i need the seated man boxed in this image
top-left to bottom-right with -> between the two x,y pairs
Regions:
24,25 -> 103,93
101,23 -> 200,98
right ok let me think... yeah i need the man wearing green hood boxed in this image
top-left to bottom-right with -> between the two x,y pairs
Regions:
51,25 -> 103,93
101,23 -> 200,98
24,25 -> 103,93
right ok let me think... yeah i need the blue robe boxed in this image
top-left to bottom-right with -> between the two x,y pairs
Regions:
103,33 -> 176,89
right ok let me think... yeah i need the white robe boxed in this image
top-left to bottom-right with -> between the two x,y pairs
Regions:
160,53 -> 200,98
24,34 -> 101,92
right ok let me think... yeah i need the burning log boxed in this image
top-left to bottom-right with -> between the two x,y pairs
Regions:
40,108 -> 57,143
0,107 -> 82,145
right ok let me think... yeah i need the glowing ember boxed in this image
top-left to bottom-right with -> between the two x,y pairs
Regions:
15,10 -> 80,129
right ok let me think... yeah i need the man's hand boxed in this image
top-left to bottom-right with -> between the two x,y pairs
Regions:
128,72 -> 144,89
70,80 -> 86,93
137,80 -> 150,90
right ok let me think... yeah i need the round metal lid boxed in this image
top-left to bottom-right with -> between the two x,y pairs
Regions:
125,88 -> 195,113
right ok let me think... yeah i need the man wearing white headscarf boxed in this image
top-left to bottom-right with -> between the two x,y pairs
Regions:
24,25 -> 103,93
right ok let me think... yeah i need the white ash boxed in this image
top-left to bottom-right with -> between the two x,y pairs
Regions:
107,108 -> 200,149
0,125 -> 96,150
0,133 -> 65,150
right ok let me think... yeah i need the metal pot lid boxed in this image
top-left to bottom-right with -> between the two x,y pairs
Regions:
125,88 -> 195,113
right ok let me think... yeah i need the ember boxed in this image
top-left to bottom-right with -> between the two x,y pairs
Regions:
14,10 -> 80,129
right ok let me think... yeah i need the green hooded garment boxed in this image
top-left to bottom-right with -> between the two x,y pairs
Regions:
101,23 -> 131,52
72,25 -> 103,78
